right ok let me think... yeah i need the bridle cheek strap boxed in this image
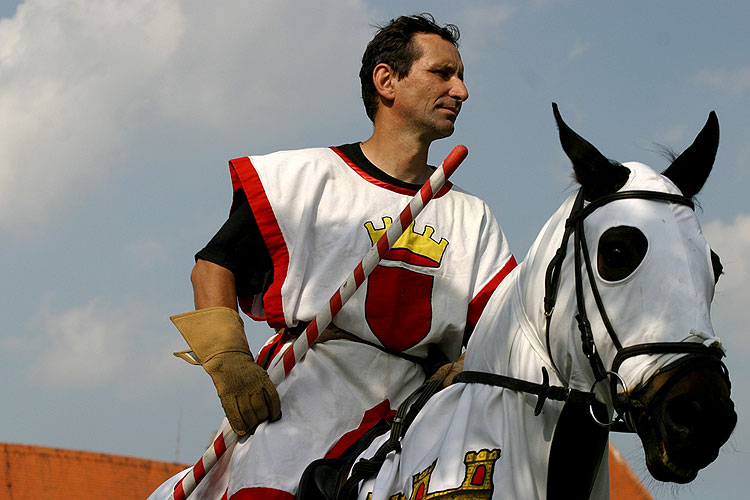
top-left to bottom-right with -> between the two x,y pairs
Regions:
542,188 -> 727,429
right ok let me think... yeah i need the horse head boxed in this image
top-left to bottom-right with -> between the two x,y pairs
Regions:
551,104 -> 737,483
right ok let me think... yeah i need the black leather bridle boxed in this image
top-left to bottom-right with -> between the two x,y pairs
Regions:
457,187 -> 727,432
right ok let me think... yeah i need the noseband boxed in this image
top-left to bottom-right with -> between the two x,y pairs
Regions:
456,187 -> 726,432
543,188 -> 726,430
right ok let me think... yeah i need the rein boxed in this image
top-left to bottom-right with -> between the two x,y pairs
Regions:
462,188 -> 726,433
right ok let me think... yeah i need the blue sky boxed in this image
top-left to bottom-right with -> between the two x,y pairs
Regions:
0,1 -> 748,498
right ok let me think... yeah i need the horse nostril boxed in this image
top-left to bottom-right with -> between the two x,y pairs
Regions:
664,395 -> 704,434
663,392 -> 736,449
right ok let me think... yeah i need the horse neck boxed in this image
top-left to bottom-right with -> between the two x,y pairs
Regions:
513,195 -> 579,374
460,194 -> 612,497
465,194 -> 577,383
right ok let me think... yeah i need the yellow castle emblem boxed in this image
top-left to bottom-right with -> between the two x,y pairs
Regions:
364,217 -> 449,268
366,448 -> 501,500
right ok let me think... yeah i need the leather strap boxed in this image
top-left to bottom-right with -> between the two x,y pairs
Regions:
455,368 -> 598,416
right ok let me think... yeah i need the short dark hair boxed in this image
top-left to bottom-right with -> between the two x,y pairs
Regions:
359,13 -> 460,122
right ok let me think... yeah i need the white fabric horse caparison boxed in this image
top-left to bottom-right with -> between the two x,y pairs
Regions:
354,160 -> 721,500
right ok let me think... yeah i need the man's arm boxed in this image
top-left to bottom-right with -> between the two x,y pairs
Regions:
171,198 -> 280,435
192,259 -> 239,311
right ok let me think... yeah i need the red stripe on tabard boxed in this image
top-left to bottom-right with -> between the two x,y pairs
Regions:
330,147 -> 454,199
464,256 -> 517,344
330,147 -> 416,196
192,458 -> 206,482
330,289 -> 343,316
221,489 -> 228,500
230,487 -> 295,500
229,157 -> 290,328
229,163 -> 242,193
354,262 -> 366,286
325,400 -> 396,459
256,332 -> 293,370
213,433 -> 227,456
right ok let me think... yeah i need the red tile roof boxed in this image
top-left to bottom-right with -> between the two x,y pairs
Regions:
0,442 -> 186,500
609,444 -> 653,500
1,441 -> 651,499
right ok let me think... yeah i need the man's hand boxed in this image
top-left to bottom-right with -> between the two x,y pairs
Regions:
203,351 -> 281,435
428,352 -> 465,388
171,306 -> 281,436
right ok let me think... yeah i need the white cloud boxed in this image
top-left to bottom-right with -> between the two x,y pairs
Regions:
703,215 -> 750,359
704,214 -> 750,296
450,3 -> 515,63
566,38 -> 589,62
151,1 -> 371,135
29,299 -> 133,387
654,125 -> 688,149
126,238 -> 167,267
0,0 -> 372,238
695,66 -> 750,97
0,0 -> 185,236
25,297 -> 189,393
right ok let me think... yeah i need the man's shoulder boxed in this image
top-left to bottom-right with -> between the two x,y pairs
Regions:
236,146 -> 359,188
444,183 -> 492,209
441,183 -> 506,232
247,146 -> 338,162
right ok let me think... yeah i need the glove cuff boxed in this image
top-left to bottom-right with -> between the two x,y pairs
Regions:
171,306 -> 252,363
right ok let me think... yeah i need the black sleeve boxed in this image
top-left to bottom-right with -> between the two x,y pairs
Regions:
195,190 -> 273,297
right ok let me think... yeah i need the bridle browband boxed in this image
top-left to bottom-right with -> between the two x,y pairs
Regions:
457,187 -> 727,432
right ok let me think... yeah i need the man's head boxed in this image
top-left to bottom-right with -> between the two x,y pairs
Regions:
360,13 -> 461,122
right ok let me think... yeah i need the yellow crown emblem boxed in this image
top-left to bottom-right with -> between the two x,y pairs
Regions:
364,217 -> 449,268
366,448 -> 501,500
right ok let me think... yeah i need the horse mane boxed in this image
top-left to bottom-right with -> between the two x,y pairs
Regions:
650,142 -> 679,163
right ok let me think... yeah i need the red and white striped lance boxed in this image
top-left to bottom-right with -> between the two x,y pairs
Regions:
169,428 -> 237,500
169,144 -> 468,500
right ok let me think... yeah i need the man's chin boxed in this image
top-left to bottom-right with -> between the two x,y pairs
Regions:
434,121 -> 457,139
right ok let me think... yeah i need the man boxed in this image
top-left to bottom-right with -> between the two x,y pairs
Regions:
153,13 -> 515,500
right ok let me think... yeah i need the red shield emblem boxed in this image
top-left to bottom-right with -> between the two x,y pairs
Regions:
365,265 -> 433,351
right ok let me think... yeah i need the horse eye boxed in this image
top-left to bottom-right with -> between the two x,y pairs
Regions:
597,226 -> 648,281
710,249 -> 723,284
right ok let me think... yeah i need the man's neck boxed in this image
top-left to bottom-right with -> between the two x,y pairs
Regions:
360,130 -> 433,185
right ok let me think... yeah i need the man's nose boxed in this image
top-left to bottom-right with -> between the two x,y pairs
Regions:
450,78 -> 469,102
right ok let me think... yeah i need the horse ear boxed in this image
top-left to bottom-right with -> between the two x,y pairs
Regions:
661,112 -> 719,198
552,103 -> 630,200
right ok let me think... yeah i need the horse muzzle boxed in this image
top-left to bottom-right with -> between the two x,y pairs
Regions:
626,358 -> 736,483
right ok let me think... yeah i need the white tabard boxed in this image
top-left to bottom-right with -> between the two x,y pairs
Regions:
150,146 -> 515,500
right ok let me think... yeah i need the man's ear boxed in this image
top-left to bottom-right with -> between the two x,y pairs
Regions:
372,63 -> 396,102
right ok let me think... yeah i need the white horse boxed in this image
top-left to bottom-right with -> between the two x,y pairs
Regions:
327,105 -> 736,500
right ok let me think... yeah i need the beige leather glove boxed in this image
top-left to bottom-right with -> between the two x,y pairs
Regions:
171,306 -> 281,435
428,352 -> 465,388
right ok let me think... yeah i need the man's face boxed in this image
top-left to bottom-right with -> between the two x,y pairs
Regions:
392,33 -> 468,141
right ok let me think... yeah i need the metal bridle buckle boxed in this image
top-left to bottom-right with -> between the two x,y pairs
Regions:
589,371 -> 628,428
